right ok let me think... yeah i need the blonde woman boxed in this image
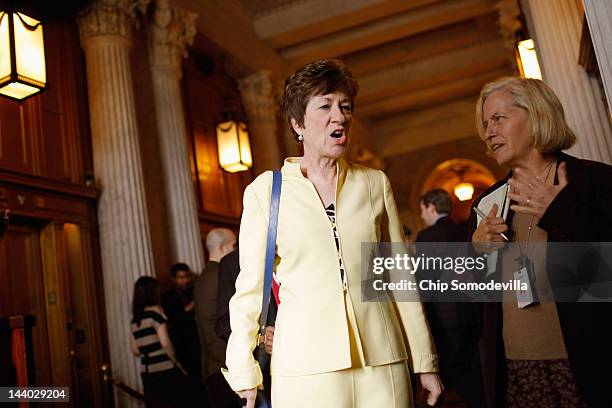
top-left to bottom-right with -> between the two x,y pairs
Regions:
472,77 -> 612,408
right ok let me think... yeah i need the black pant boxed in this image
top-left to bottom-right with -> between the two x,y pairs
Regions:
432,326 -> 486,408
206,372 -> 243,408
142,367 -> 198,407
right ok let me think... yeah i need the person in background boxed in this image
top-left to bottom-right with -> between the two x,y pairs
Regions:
471,76 -> 612,407
130,276 -> 191,407
194,228 -> 239,407
215,249 -> 240,343
161,263 -> 201,381
416,189 -> 485,407
215,247 -> 277,404
419,189 -> 468,242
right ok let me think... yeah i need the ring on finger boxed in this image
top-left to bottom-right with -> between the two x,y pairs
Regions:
526,197 -> 531,205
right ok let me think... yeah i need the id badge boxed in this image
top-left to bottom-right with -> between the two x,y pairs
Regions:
514,267 -> 535,308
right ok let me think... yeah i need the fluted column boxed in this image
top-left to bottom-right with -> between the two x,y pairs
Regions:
584,0 -> 612,113
145,0 -> 204,272
77,0 -> 155,401
524,0 -> 612,164
238,71 -> 282,174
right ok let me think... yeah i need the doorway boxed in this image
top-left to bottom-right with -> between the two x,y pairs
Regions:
0,217 -> 54,387
0,216 -> 106,407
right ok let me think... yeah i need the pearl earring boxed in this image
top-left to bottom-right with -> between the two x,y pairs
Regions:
298,134 -> 304,141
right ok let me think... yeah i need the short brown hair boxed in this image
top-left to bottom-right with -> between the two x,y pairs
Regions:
475,77 -> 576,153
282,59 -> 358,142
421,189 -> 452,215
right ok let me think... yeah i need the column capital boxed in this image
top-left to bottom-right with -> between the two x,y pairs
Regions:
77,0 -> 149,44
238,70 -> 277,124
147,0 -> 197,75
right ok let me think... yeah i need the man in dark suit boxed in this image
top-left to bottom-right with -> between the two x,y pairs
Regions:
418,189 -> 469,242
194,228 -> 239,407
216,249 -> 276,404
416,189 -> 485,407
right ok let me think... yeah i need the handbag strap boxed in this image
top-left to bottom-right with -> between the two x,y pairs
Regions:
260,170 -> 281,335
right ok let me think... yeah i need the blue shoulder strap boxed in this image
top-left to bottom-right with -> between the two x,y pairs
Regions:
260,170 -> 281,334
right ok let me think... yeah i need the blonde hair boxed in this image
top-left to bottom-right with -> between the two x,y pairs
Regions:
475,77 -> 576,153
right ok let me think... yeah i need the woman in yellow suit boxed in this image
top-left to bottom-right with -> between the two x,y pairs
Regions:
222,60 -> 443,408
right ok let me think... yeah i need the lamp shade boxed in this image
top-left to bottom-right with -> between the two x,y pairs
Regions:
517,39 -> 542,80
216,120 -> 253,173
0,10 -> 46,101
454,182 -> 474,201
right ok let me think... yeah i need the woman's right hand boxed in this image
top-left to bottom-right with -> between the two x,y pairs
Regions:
236,388 -> 257,408
472,204 -> 508,253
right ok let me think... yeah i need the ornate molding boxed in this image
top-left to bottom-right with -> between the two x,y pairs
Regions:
147,0 -> 197,74
495,0 -> 522,69
238,70 -> 277,124
77,0 -> 149,43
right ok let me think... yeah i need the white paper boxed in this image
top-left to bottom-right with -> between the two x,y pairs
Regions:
476,183 -> 510,277
515,267 -> 535,308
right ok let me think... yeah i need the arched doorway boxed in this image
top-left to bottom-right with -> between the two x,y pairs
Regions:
421,159 -> 496,225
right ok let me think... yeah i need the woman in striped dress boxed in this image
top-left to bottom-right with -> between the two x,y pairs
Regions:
130,276 -> 190,407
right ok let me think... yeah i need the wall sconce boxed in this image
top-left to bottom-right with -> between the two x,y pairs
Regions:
0,9 -> 46,101
216,118 -> 253,173
517,38 -> 542,80
454,182 -> 474,202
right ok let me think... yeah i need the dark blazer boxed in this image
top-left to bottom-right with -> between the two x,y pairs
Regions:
469,152 -> 612,408
215,249 -> 277,342
416,216 -> 485,406
215,250 -> 240,342
194,261 -> 228,378
416,216 -> 482,329
417,216 -> 470,243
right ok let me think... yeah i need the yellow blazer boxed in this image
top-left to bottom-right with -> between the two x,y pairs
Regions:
222,157 -> 438,391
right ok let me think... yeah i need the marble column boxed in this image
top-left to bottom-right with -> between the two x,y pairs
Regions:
584,0 -> 612,114
77,0 -> 155,402
146,0 -> 204,273
523,0 -> 612,164
238,71 -> 282,174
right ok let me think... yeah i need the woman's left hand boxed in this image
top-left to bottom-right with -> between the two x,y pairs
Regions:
418,372 -> 443,406
508,162 -> 569,219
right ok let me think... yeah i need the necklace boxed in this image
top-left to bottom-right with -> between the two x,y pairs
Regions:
523,160 -> 556,242
513,160 -> 556,298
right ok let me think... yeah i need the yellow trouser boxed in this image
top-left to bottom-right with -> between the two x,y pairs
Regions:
271,290 -> 412,407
